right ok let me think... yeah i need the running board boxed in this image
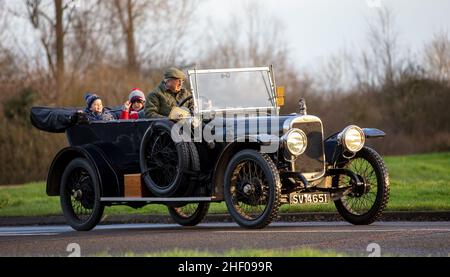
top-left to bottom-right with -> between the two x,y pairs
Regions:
101,197 -> 213,202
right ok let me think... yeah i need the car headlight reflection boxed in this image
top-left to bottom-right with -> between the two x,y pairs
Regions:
339,125 -> 365,152
284,129 -> 307,157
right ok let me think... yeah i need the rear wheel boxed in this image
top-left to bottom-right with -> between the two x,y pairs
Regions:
333,147 -> 390,225
224,150 -> 281,229
60,158 -> 104,231
168,202 -> 210,226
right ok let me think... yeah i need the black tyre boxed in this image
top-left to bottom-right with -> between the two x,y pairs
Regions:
224,150 -> 281,229
168,202 -> 210,226
60,158 -> 104,231
333,147 -> 390,225
140,121 -> 194,197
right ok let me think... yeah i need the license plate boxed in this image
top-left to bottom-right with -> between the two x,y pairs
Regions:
289,192 -> 330,205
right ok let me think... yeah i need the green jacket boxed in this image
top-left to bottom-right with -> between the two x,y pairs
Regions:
145,81 -> 193,118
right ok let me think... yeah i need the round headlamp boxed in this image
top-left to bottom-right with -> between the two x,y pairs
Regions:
339,125 -> 365,152
283,128 -> 307,157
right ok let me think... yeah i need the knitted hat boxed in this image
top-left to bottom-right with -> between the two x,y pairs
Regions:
84,93 -> 101,109
128,88 -> 145,103
164,67 -> 186,80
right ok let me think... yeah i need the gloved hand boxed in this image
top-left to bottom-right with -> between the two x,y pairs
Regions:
71,110 -> 88,124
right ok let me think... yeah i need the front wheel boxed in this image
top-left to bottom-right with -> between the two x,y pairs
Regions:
224,150 -> 281,229
60,158 -> 104,231
168,202 -> 210,226
333,147 -> 390,225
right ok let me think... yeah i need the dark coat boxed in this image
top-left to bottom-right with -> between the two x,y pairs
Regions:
84,108 -> 116,121
144,81 -> 193,118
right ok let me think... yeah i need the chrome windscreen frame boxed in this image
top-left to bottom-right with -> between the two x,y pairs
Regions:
187,67 -> 280,117
282,115 -> 327,181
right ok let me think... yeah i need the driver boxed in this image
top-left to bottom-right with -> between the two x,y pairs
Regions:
144,67 -> 193,118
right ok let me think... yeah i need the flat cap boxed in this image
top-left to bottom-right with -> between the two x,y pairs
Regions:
164,67 -> 186,80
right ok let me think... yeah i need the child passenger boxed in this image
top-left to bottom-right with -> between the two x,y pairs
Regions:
120,88 -> 146,119
83,93 -> 115,121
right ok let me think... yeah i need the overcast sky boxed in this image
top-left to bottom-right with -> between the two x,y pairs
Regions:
199,0 -> 450,69
4,0 -> 449,73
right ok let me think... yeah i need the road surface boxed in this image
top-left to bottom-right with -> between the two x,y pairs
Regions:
0,221 -> 449,257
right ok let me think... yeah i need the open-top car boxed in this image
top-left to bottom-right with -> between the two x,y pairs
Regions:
31,66 -> 389,231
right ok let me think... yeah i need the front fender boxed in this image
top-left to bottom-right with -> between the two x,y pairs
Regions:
324,127 -> 385,164
362,128 -> 386,138
211,136 -> 278,201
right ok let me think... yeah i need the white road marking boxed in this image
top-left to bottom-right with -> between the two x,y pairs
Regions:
0,223 -> 182,237
0,232 -> 59,237
215,228 -> 450,234
0,222 -> 449,237
0,226 -> 72,237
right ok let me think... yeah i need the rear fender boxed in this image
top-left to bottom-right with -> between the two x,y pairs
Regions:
46,146 -> 122,197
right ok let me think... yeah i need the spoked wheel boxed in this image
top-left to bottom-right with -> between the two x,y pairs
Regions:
168,202 -> 210,226
144,128 -> 178,188
140,121 -> 192,197
333,147 -> 390,225
224,150 -> 281,229
60,158 -> 104,231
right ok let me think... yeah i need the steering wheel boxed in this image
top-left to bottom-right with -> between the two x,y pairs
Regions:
178,95 -> 193,107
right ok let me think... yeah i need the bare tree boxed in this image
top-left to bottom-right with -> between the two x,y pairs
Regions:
0,0 -> 6,35
102,0 -> 152,73
424,31 -> 450,83
198,1 -> 289,70
314,49 -> 355,97
64,1 -> 108,78
0,1 -> 7,50
369,8 -> 397,83
196,0 -> 309,116
0,2 -> 24,87
94,0 -> 200,74
352,7 -> 402,87
147,0 -> 199,67
24,0 -> 75,96
55,0 -> 64,88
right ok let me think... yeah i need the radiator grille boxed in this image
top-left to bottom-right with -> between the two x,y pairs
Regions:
292,121 -> 325,178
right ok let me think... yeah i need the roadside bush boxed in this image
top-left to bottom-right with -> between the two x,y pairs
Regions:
3,87 -> 37,126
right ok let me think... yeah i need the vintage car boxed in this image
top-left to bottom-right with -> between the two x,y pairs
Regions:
31,66 -> 389,231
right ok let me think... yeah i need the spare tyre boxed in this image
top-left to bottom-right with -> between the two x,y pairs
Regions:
140,121 -> 197,197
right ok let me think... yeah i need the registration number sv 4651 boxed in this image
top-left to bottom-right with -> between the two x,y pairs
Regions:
289,192 -> 330,205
